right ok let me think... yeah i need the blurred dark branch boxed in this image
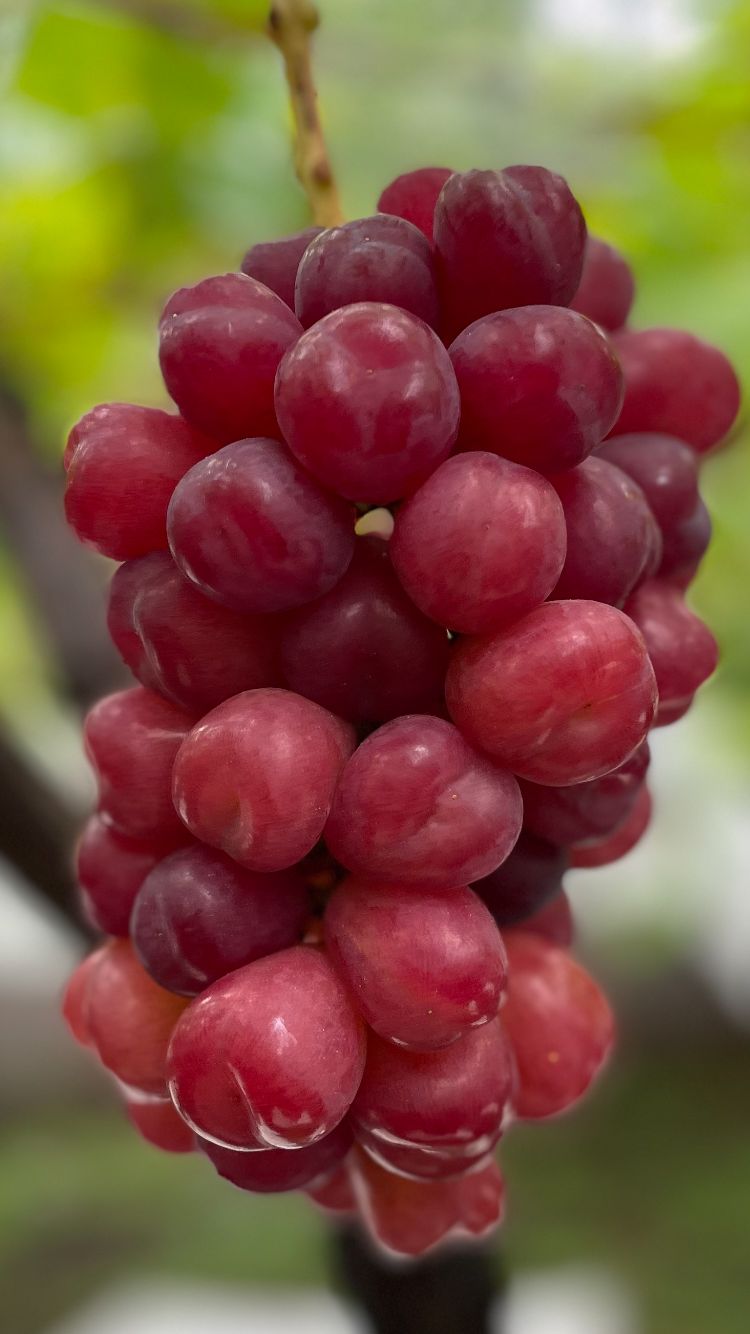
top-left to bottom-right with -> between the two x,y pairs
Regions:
0,381 -> 117,938
334,1225 -> 500,1334
0,725 -> 92,936
0,384 -> 120,710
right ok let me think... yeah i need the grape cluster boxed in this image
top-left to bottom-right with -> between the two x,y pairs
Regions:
62,161 -> 738,1259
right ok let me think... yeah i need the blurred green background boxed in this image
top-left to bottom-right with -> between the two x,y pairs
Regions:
0,2 -> 748,1333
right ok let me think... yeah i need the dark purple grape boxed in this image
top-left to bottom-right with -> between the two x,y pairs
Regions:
472,831 -> 568,926
241,227 -> 323,308
131,845 -> 310,996
295,215 -> 439,329
280,535 -> 449,723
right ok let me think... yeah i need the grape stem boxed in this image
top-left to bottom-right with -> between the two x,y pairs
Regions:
268,0 -> 344,227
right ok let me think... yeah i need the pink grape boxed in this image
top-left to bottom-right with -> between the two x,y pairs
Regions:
173,688 -> 354,872
279,535 -> 449,723
472,831 -> 569,927
352,1021 -> 514,1153
159,273 -> 302,442
324,877 -> 507,1050
390,452 -> 567,634
324,715 -> 523,888
355,1122 -> 493,1182
84,687 -> 195,840
351,1150 -> 505,1256
377,167 -> 454,239
108,552 -> 282,713
125,1094 -> 195,1154
611,327 -> 740,453
596,433 -> 699,533
167,945 -> 366,1150
241,227 -> 323,308
570,235 -> 635,331
64,404 -> 213,560
274,302 -> 460,504
571,784 -> 652,867
449,306 -> 623,473
434,166 -> 586,337
294,214 -> 439,328
167,438 -> 356,615
520,740 -> 650,848
624,579 -> 719,725
200,1119 -> 353,1193
76,815 -> 189,937
502,932 -> 615,1119
551,457 -> 659,606
85,940 -> 189,1096
446,600 -> 657,785
131,845 -> 309,996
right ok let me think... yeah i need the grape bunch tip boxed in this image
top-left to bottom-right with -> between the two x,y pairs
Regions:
62,160 -> 737,1259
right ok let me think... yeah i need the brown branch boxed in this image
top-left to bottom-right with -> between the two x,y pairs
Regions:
268,0 -> 344,226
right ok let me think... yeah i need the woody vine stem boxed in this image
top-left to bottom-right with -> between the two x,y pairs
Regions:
268,0 -> 345,227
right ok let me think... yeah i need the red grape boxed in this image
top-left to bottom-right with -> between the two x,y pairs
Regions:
472,831 -> 569,927
352,1148 -> 505,1256
610,327 -> 740,453
551,457 -> 660,605
84,687 -> 195,840
124,1093 -> 195,1153
173,688 -> 354,872
167,438 -> 356,615
295,215 -> 439,328
390,452 -> 567,634
434,166 -> 586,337
596,433 -> 699,533
377,167 -> 454,239
570,235 -> 635,331
571,784 -> 652,867
86,939 -> 189,1095
449,306 -> 623,473
108,552 -> 282,713
131,845 -> 309,996
64,404 -> 213,560
502,932 -> 615,1119
200,1119 -> 353,1193
624,579 -> 719,725
76,815 -> 189,937
274,302 -> 460,504
325,877 -> 507,1050
279,535 -> 449,723
159,273 -> 302,442
325,715 -> 522,888
446,600 -> 657,785
520,740 -> 650,848
61,947 -> 106,1048
522,892 -> 574,948
167,945 -> 366,1149
305,1162 -> 356,1213
241,227 -> 323,308
352,1021 -> 514,1153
